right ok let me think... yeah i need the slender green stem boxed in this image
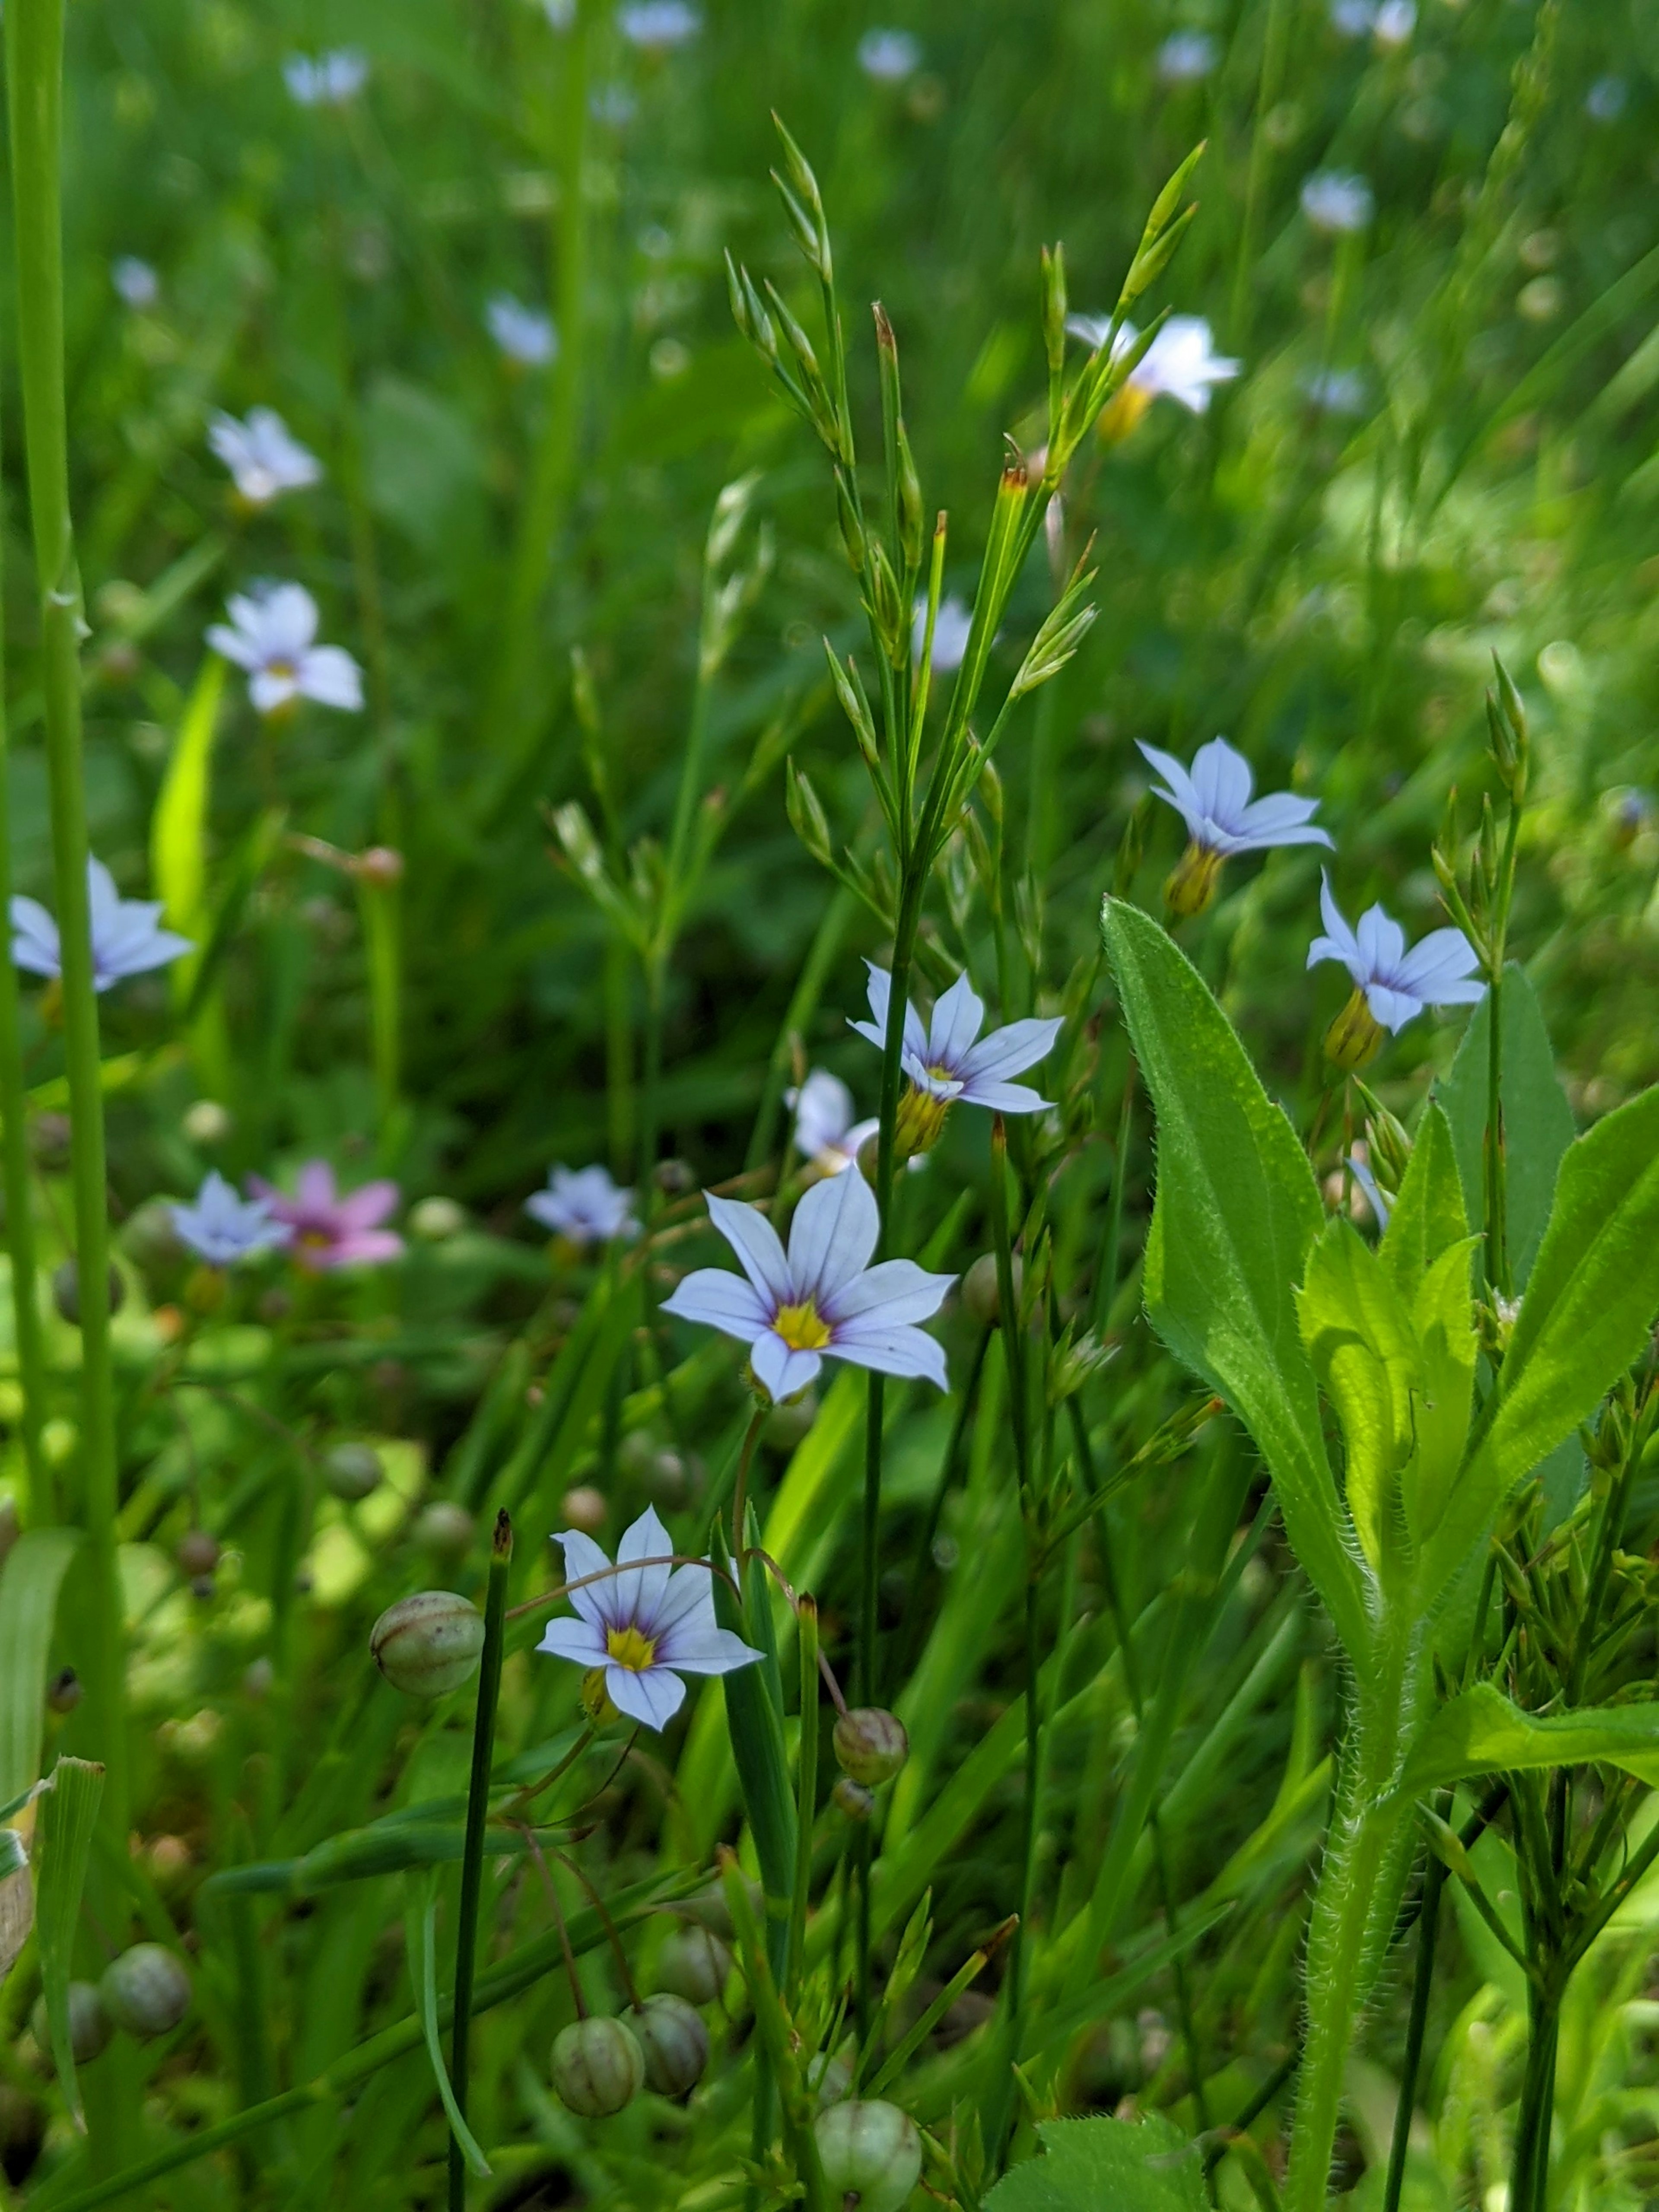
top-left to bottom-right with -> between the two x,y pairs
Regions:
731,1405 -> 767,1559
358,874 -> 402,1134
1510,1981 -> 1559,2212
746,884 -> 855,1174
448,1510 -> 513,2212
1091,1059 -> 1136,1332
1382,1839 -> 1446,2212
1484,960 -> 1507,1296
788,1595 -> 820,2002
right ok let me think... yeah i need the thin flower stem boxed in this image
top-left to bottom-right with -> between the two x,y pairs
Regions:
787,1595 -> 820,2002
1382,1832 -> 1447,2212
731,1404 -> 769,1559
448,1510 -> 513,2212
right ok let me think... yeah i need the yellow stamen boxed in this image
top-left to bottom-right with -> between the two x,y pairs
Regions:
605,1624 -> 658,1672
1164,840 -> 1224,919
774,1299 -> 833,1352
1324,985 -> 1386,1072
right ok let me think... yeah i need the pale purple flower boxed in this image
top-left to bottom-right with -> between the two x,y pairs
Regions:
1139,736 -> 1333,858
12,858 -> 192,993
619,1 -> 699,48
1157,31 -> 1218,83
208,408 -> 321,507
858,28 -> 921,81
787,1070 -> 878,1178
1586,76 -> 1627,124
207,583 -> 363,716
1301,170 -> 1375,235
1373,0 -> 1416,46
913,593 -> 973,674
1302,367 -> 1368,416
527,1164 -> 638,1244
538,1506 -> 760,1731
112,257 -> 159,310
1307,874 -> 1484,1033
284,50 -> 369,106
170,1172 -> 292,1267
851,964 -> 1062,1115
1065,314 -> 1241,414
486,296 -> 558,367
248,1161 -> 403,1272
662,1171 -> 954,1401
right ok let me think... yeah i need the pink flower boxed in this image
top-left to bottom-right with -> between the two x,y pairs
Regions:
249,1160 -> 403,1272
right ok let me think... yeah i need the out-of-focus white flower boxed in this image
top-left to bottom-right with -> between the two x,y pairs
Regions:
12,858 -> 192,994
858,28 -> 921,80
539,1506 -> 760,1730
283,50 -> 369,107
913,593 -> 975,675
619,1 -> 699,48
1330,0 -> 1376,33
663,1173 -> 955,1400
1157,30 -> 1218,83
1308,873 -> 1484,1068
1065,315 -> 1241,415
851,964 -> 1062,1156
171,1172 -> 292,1267
787,1070 -> 878,1179
208,408 -> 322,508
112,258 -> 159,310
526,1164 -> 638,1245
1302,367 -> 1368,415
207,583 -> 363,717
1586,76 -> 1627,124
1300,170 -> 1375,235
1141,735 -> 1332,915
1373,0 -> 1415,47
487,295 -> 559,367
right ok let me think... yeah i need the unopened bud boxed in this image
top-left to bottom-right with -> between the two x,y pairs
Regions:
33,1982 -> 112,2066
833,1707 -> 909,1786
1164,839 -> 1223,918
101,1945 -> 191,2039
52,1260 -> 126,1328
961,1252 -> 1021,1328
1040,242 -> 1068,376
656,1926 -> 732,2006
369,1590 -> 485,1698
560,1484 -> 608,1533
631,1994 -> 709,2098
866,540 -> 906,664
654,1158 -> 696,1197
551,2016 -> 644,2117
1324,987 -> 1385,1073
763,1389 -> 819,1452
813,2100 -> 923,2212
896,424 -> 925,573
176,1529 -> 219,1579
409,1195 -> 466,1241
414,1501 -> 474,1559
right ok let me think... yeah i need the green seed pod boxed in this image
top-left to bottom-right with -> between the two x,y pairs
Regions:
763,1390 -> 819,1452
961,1252 -> 1020,1329
616,1430 -> 660,1484
813,2099 -> 922,2212
52,1260 -> 126,1329
551,2015 -> 644,2117
631,1994 -> 709,2098
100,1945 -> 191,2039
369,1591 -> 485,1698
32,1981 -> 112,2066
414,1501 -> 474,1558
808,2047 -> 852,2110
833,1776 -> 875,1821
324,1443 -> 383,1501
833,1708 -> 909,1787
656,1924 -> 732,2007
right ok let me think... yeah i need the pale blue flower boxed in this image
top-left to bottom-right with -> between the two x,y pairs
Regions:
1347,1154 -> 1392,1231
170,1172 -> 292,1267
619,1 -> 699,48
1307,874 -> 1484,1033
208,584 -> 362,716
1139,736 -> 1333,858
284,50 -> 368,106
209,408 -> 321,507
12,859 -> 192,993
913,592 -> 973,674
1301,170 -> 1375,235
112,257 -> 159,309
788,1070 -> 878,1178
851,965 -> 1062,1116
527,1164 -> 638,1244
487,296 -> 558,367
1586,76 -> 1627,124
1065,315 -> 1240,414
858,28 -> 921,81
1157,31 -> 1217,83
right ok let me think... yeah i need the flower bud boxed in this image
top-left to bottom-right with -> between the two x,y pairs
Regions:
409,1195 -> 466,1241
961,1252 -> 1021,1328
182,1098 -> 232,1147
551,2015 -> 644,2117
52,1260 -> 126,1328
414,1501 -> 474,1558
813,2099 -> 922,2212
656,1925 -> 732,2007
324,1443 -> 384,1501
834,1708 -> 909,1786
175,1529 -> 219,1579
1323,986 -> 1385,1073
355,845 -> 404,887
32,1981 -> 112,2065
833,1776 -> 875,1821
370,1591 -> 485,1698
30,1113 -> 71,1172
631,1994 -> 709,2098
1163,839 -> 1223,918
100,1944 -> 191,2039
763,1390 -> 819,1452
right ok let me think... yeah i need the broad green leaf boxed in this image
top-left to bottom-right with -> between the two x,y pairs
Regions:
1436,963 -> 1574,1288
151,655 -> 226,1005
1392,1682 -> 1659,1802
1101,899 -> 1368,1656
1298,1220 -> 1418,1573
0,1528 -> 80,1805
35,1756 -> 105,2129
404,1871 -> 490,2177
984,2114 -> 1206,2212
1379,1103 -> 1468,1304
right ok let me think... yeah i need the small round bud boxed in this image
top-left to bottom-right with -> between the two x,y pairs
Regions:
409,1195 -> 466,1241
808,2047 -> 852,2110
652,1158 -> 695,1196
656,1925 -> 731,2007
645,1449 -> 687,1506
176,1529 -> 219,1579
32,1981 -> 112,2065
53,1260 -> 126,1329
763,1390 -> 819,1452
121,1197 -> 184,1272
30,1114 -> 72,1173
813,2100 -> 922,2212
41,1420 -> 78,1469
47,1666 -> 82,1714
833,1708 -> 909,1787
181,1098 -> 232,1146
370,1591 -> 485,1698
561,1485 -> 608,1534
146,1834 -> 192,1891
961,1252 -> 1020,1328
242,1657 -> 273,1700
324,1443 -> 383,1501
191,1574 -> 216,1601
631,1994 -> 709,2098
833,1776 -> 875,1821
616,1430 -> 659,1483
100,1944 -> 191,2039
355,844 -> 405,887
414,1501 -> 474,1558
551,2016 -> 644,2117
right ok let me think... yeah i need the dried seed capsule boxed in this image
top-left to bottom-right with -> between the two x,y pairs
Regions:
833,1776 -> 875,1821
323,1443 -> 383,1501
551,2015 -> 644,2117
813,2099 -> 922,2212
631,1994 -> 709,2098
52,1260 -> 126,1328
833,1708 -> 909,1787
655,1925 -> 732,2007
369,1591 -> 485,1698
31,1981 -> 112,2065
100,1945 -> 191,2038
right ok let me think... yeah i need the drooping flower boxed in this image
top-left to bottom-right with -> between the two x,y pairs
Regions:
1138,736 -> 1333,915
618,1 -> 699,48
208,408 -> 322,508
526,1164 -> 639,1245
1307,874 -> 1484,1069
850,964 -> 1062,1157
787,1070 -> 878,1179
538,1506 -> 760,1730
248,1161 -> 403,1271
112,257 -> 159,310
662,1171 -> 955,1400
12,858 -> 193,994
170,1172 -> 292,1267
1156,30 -> 1218,83
1066,315 -> 1241,435
486,296 -> 559,368
1300,169 -> 1375,235
858,28 -> 922,81
283,50 -> 369,106
912,592 -> 973,676
207,583 -> 363,717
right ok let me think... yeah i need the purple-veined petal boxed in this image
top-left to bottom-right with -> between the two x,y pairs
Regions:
613,1505 -> 674,1631
1394,927 -> 1482,998
1354,902 -> 1407,980
606,1662 -> 687,1731
657,1621 -> 763,1676
828,1318 -> 949,1390
703,1192 -> 791,1308
957,1014 -> 1062,1088
660,1268 -> 772,1341
645,1562 -> 722,1649
749,1329 -> 823,1404
537,1616 -> 609,1666
555,1528 -> 619,1630
1136,741 -> 1203,839
786,1168 -> 878,1303
823,1257 -> 955,1328
1365,982 -> 1426,1033
1307,874 -> 1362,979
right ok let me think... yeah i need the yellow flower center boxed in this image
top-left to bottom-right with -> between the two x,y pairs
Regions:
774,1299 -> 833,1352
605,1624 -> 658,1672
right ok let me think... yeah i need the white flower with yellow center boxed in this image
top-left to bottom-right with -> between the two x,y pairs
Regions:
207,583 -> 363,717
662,1170 -> 954,1401
537,1506 -> 760,1731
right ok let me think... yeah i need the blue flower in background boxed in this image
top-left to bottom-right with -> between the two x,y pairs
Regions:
171,1172 -> 293,1267
12,858 -> 193,993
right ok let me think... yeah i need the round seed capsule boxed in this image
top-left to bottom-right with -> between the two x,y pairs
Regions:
833,1776 -> 875,1821
655,1925 -> 732,2007
961,1252 -> 1020,1328
52,1261 -> 126,1328
100,1945 -> 191,2039
175,1529 -> 219,1580
813,2099 -> 922,2212
631,1994 -> 709,2098
31,1981 -> 111,2066
323,1443 -> 383,1501
369,1591 -> 485,1698
550,2015 -> 644,2117
833,1708 -> 909,1787
414,1501 -> 474,1559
